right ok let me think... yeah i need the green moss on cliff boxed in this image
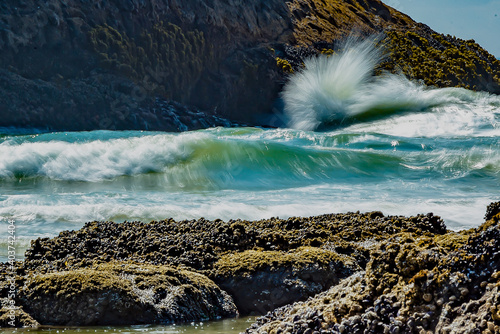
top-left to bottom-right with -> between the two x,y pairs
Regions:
382,30 -> 500,91
89,23 -> 213,102
287,0 -> 414,45
276,57 -> 293,73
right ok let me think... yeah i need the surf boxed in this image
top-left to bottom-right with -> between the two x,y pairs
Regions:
281,35 -> 496,131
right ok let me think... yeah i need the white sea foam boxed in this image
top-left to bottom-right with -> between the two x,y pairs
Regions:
282,37 -> 383,130
0,132 -> 203,181
282,36 -> 500,132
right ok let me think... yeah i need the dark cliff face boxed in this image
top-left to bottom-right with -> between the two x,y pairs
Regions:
0,0 -> 499,131
0,0 -> 291,75
0,0 -> 292,130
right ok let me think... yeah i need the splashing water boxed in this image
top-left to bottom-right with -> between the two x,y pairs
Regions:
282,36 -> 478,130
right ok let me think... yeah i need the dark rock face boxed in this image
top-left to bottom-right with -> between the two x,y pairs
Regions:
1,0 -> 498,131
0,70 -> 237,131
0,0 -> 292,130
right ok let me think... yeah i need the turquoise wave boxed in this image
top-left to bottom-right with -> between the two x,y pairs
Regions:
0,124 -> 498,192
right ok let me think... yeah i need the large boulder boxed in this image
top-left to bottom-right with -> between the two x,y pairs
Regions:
19,262 -> 237,326
213,247 -> 360,315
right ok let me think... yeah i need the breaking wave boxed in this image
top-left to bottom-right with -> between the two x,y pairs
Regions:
282,36 -> 494,131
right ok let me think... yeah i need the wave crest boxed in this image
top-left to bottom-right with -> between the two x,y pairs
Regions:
282,36 -> 475,131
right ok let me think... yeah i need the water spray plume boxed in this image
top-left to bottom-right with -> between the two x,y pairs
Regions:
282,35 -> 466,131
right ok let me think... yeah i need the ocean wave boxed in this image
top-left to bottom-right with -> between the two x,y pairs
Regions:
0,132 -> 198,181
282,36 -> 500,131
0,126 -> 498,186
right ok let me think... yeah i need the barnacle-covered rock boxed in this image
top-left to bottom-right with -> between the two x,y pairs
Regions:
20,210 -> 449,321
245,202 -> 500,334
212,247 -> 360,315
23,212 -> 447,274
19,262 -> 237,326
485,201 -> 500,222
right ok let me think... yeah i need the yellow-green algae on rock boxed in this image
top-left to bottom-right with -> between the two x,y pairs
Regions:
214,247 -> 358,277
0,302 -> 39,328
381,30 -> 500,91
246,203 -> 500,334
18,262 -> 237,326
213,247 -> 360,315
286,0 -> 415,46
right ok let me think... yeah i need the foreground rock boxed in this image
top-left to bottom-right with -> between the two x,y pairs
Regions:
1,0 -> 499,131
247,204 -> 500,334
213,247 -> 360,315
19,262 -> 237,326
2,203 -> 499,329
18,210 -> 449,325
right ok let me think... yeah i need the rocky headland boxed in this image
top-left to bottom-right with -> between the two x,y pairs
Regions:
1,0 -> 499,131
1,202 -> 499,333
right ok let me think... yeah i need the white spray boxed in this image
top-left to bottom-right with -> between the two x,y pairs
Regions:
282,36 -> 473,131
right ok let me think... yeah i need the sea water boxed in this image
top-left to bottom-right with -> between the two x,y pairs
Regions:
1,89 -> 499,261
1,317 -> 255,334
1,37 -> 499,261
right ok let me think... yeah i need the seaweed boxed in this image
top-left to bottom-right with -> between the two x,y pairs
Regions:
276,57 -> 293,73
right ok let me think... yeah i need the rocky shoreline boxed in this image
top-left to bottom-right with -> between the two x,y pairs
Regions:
1,202 -> 499,333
